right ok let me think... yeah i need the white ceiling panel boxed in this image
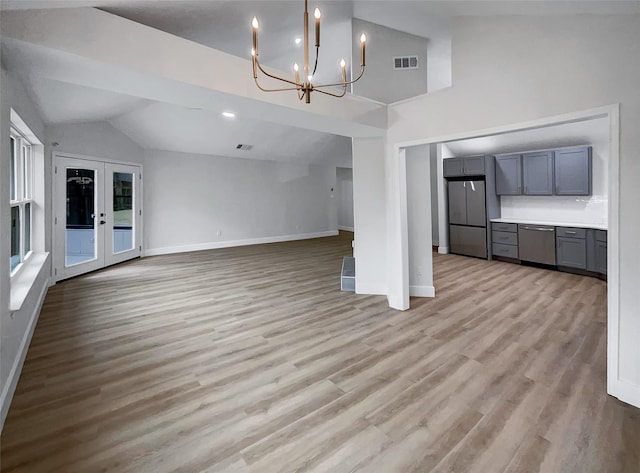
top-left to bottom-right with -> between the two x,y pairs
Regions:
109,101 -> 351,164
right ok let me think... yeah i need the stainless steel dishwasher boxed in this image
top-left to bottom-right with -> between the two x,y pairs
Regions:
518,224 -> 556,265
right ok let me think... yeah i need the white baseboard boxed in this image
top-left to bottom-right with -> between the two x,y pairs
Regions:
410,285 -> 435,297
338,225 -> 354,232
355,282 -> 387,296
144,230 -> 339,257
611,378 -> 640,409
438,246 -> 449,254
1,277 -> 49,431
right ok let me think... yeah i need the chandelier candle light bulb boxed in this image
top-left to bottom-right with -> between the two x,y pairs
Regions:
249,0 -> 367,104
314,8 -> 321,47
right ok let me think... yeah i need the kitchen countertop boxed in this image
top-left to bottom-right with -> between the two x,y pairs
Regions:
491,218 -> 608,231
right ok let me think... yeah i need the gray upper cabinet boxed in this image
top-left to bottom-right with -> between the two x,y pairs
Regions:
463,156 -> 485,176
443,158 -> 464,177
495,154 -> 522,195
444,156 -> 487,177
554,147 -> 592,195
522,151 -> 554,195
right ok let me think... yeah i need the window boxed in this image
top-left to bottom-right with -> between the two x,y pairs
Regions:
10,128 -> 34,273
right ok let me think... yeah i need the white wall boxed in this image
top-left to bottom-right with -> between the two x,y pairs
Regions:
429,144 -> 439,246
406,145 -> 434,297
381,14 -> 640,406
352,18 -> 428,104
0,68 -> 49,428
143,149 -> 337,255
352,137 -> 386,295
46,121 -> 144,165
336,167 -> 354,231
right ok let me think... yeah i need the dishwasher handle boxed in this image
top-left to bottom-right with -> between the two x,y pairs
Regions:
520,226 -> 555,232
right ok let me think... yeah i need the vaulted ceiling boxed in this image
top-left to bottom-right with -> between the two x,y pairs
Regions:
1,1 -> 637,164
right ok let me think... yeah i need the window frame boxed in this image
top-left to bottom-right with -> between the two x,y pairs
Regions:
10,127 -> 34,275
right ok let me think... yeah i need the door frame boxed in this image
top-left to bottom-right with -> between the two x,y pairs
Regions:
52,152 -> 144,282
391,104 -> 624,405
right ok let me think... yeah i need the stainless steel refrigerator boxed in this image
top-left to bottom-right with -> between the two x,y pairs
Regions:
448,180 -> 487,258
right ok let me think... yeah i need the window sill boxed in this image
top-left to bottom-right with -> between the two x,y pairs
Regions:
10,252 -> 49,312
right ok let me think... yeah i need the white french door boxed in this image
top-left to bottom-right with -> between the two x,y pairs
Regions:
54,155 -> 142,281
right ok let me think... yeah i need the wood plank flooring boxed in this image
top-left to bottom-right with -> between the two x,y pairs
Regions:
1,232 -> 639,472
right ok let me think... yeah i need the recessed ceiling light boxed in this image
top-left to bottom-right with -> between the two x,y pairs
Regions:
222,111 -> 236,118
295,37 -> 302,45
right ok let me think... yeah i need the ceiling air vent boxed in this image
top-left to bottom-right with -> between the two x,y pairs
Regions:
236,144 -> 253,151
393,56 -> 419,70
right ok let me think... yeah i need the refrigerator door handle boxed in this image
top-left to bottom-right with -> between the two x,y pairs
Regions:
470,181 -> 475,192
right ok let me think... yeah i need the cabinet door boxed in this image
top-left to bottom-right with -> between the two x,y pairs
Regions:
495,155 -> 522,195
595,241 -> 607,274
443,158 -> 464,177
554,147 -> 592,195
448,181 -> 467,225
556,237 -> 587,269
463,156 -> 485,176
465,180 -> 486,227
523,151 -> 553,195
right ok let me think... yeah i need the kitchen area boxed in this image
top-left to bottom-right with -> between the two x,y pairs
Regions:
440,117 -> 608,280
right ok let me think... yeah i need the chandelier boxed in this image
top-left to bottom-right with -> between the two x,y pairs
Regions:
251,0 -> 367,104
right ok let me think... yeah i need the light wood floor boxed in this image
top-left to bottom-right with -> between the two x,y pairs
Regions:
1,233 -> 639,472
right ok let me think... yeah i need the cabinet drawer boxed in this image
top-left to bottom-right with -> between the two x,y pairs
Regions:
493,243 -> 518,259
595,230 -> 607,242
492,230 -> 518,246
491,222 -> 517,233
556,227 -> 586,239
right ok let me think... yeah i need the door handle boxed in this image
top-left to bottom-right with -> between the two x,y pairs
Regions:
99,220 -> 106,225
521,226 -> 554,232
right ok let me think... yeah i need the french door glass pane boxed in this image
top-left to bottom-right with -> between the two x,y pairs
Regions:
113,172 -> 134,253
10,137 -> 16,201
25,203 -> 32,254
66,168 -> 96,267
10,206 -> 20,272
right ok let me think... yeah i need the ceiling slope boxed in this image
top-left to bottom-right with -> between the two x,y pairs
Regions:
0,7 -> 387,138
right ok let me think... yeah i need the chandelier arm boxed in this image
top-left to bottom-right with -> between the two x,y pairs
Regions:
312,46 -> 319,76
256,59 -> 300,87
313,66 -> 365,89
314,87 -> 347,98
254,77 -> 303,93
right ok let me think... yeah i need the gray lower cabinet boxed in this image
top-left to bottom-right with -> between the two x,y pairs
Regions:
522,151 -> 553,195
495,154 -> 522,195
554,147 -> 592,195
595,241 -> 607,274
556,237 -> 587,269
490,222 -> 518,259
594,230 -> 607,275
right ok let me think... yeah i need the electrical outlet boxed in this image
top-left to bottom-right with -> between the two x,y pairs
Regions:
217,230 -> 222,237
